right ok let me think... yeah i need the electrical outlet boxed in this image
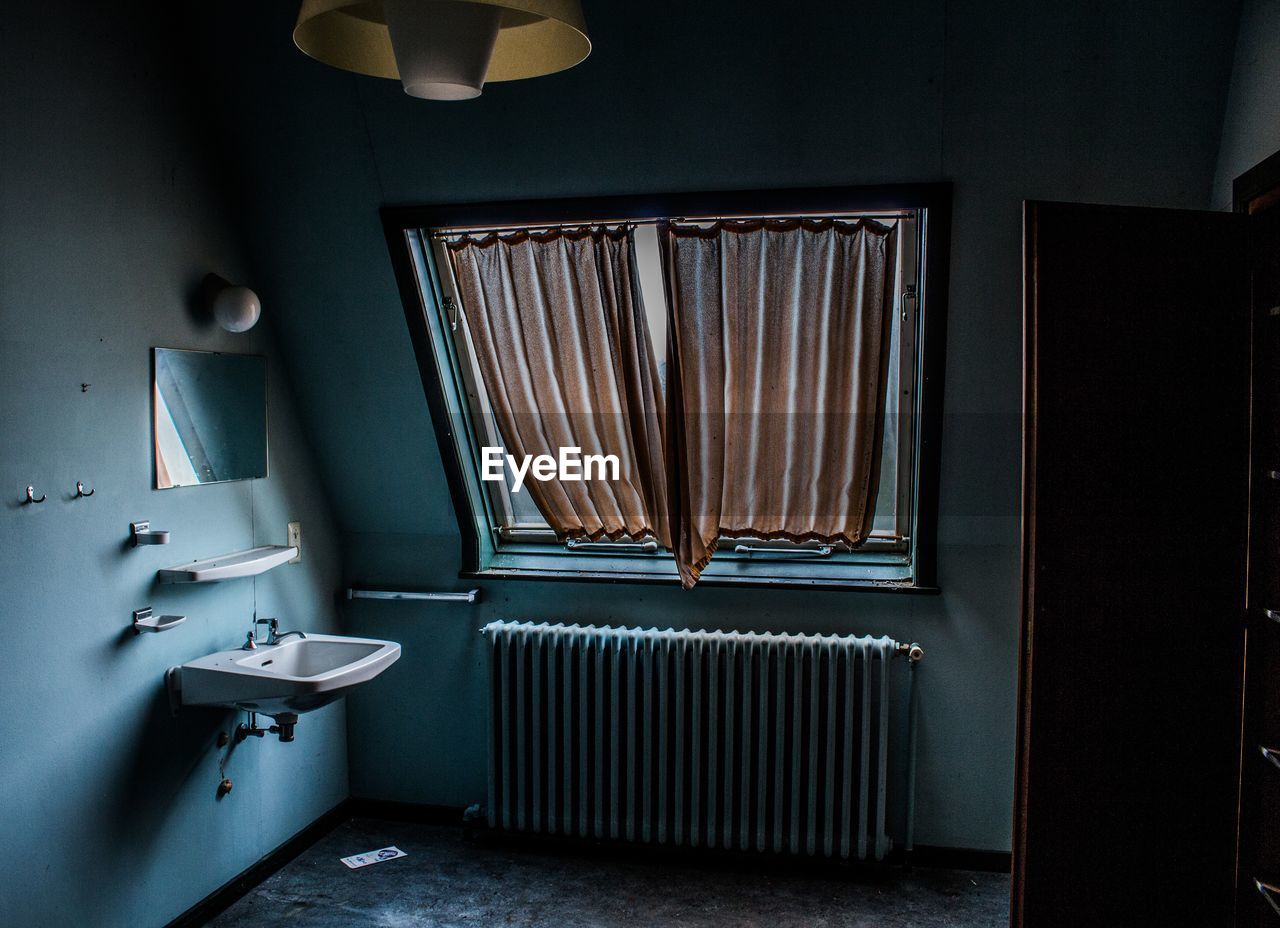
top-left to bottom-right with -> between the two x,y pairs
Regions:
287,521 -> 302,563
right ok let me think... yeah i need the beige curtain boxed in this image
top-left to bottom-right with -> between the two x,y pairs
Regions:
448,228 -> 669,545
662,218 -> 898,587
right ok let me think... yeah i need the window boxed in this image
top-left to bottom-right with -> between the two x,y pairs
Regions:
385,186 -> 949,590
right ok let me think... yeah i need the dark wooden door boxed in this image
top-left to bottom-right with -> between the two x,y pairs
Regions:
1238,202 -> 1280,926
1016,201 -> 1251,927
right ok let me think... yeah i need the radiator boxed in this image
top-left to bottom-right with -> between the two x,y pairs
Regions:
483,621 -> 922,861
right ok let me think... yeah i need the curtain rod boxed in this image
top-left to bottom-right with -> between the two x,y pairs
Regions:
429,210 -> 917,239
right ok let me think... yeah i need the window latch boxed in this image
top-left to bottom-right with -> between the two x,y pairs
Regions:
733,544 -> 834,559
443,295 -> 458,331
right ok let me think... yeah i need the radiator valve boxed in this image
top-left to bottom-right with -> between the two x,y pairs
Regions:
897,642 -> 924,663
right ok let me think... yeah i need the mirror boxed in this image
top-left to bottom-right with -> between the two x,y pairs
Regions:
153,348 -> 267,488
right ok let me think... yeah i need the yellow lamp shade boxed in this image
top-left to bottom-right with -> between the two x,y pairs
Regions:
293,0 -> 590,98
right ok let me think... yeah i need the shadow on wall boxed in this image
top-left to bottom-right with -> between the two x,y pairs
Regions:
40,682 -> 228,918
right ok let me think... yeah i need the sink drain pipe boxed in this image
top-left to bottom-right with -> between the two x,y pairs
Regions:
236,711 -> 299,743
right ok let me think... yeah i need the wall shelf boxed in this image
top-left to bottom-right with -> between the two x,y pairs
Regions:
157,545 -> 298,584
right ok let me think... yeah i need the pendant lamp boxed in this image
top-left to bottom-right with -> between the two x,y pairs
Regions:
293,0 -> 591,101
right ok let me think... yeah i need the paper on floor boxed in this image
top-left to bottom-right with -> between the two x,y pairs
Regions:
340,846 -> 407,869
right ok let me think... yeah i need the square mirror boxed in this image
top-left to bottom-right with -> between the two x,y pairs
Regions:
153,348 -> 267,488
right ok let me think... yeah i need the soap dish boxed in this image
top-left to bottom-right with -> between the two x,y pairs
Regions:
133,607 -> 186,634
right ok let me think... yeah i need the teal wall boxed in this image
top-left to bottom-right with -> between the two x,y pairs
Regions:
191,0 -> 1241,855
1,2 -> 1255,921
0,3 -> 347,925
1213,0 -> 1280,207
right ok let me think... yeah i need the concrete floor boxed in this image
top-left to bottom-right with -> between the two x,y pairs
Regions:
208,818 -> 1010,928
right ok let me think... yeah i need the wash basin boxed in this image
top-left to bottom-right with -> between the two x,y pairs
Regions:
167,633 -> 400,718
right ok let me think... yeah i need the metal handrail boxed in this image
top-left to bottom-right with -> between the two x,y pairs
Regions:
346,589 -> 480,604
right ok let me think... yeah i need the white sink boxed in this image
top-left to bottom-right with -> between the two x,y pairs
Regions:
167,634 -> 400,719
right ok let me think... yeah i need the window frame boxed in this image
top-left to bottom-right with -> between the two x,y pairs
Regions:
382,183 -> 951,592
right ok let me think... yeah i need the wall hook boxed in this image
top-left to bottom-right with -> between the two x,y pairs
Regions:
24,486 -> 46,504
74,481 -> 95,498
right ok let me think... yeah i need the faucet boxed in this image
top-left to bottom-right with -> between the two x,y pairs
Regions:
253,617 -> 306,646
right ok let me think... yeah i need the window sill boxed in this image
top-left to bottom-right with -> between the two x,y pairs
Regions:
461,554 -> 938,593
